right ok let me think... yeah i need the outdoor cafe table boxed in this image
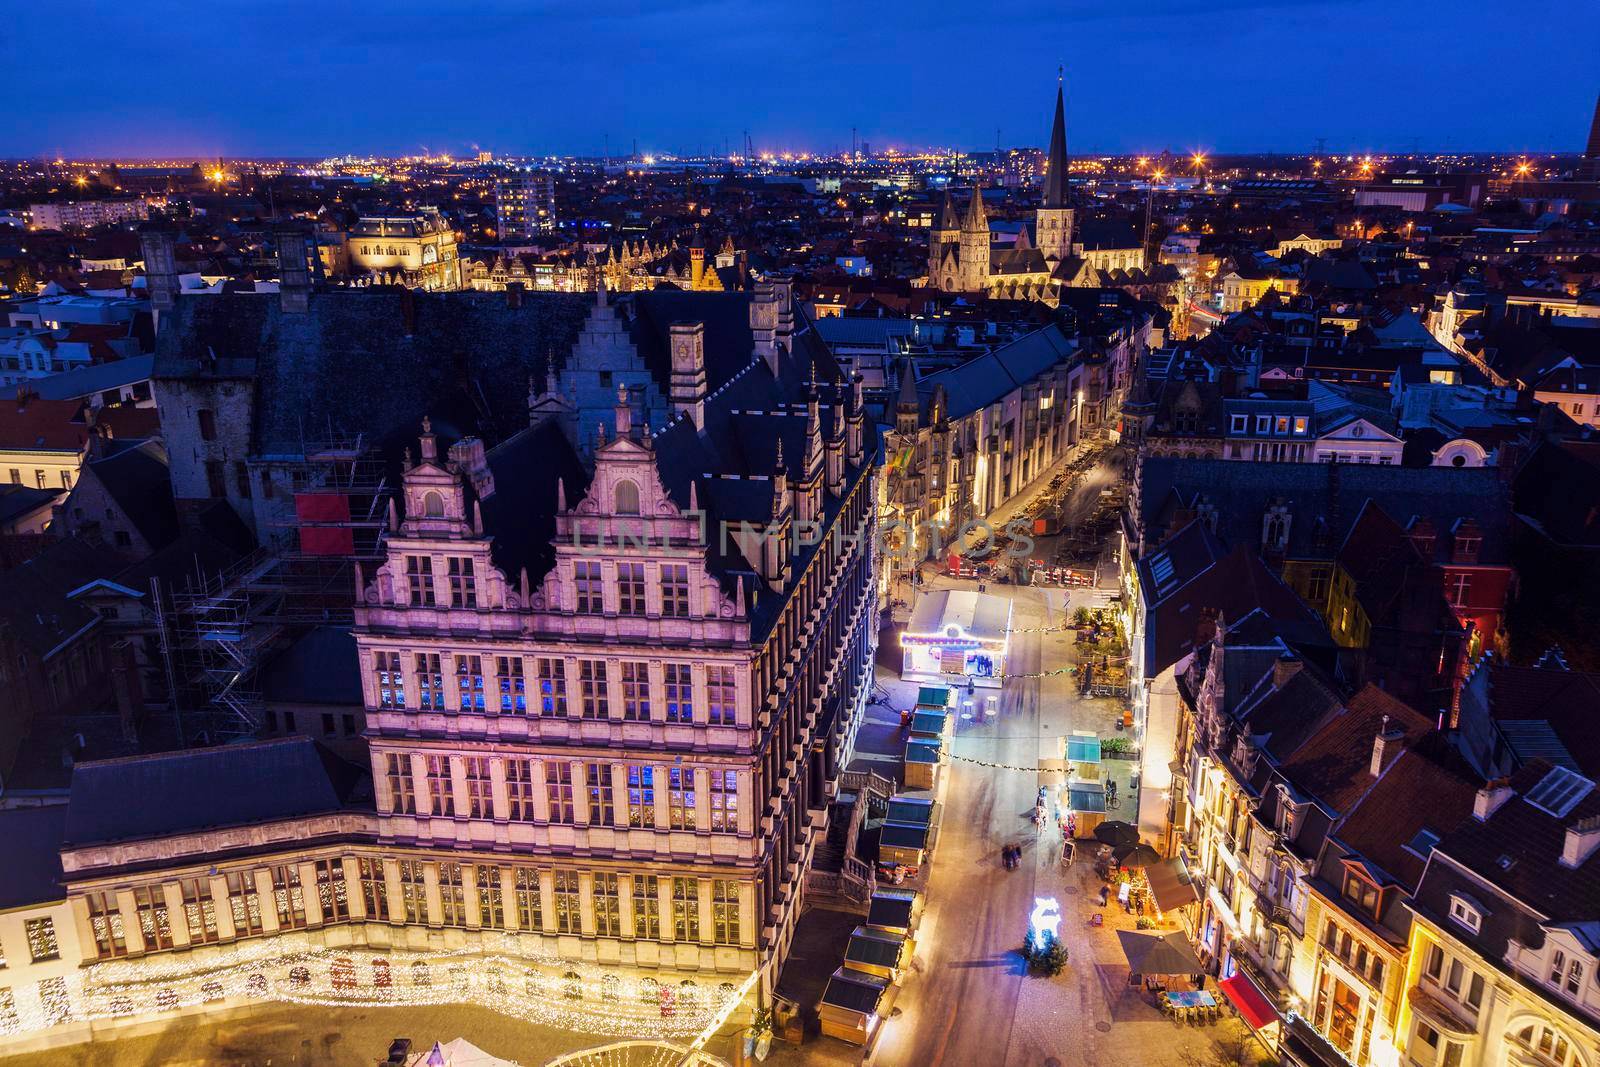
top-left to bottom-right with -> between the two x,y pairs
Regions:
1163,991 -> 1217,1009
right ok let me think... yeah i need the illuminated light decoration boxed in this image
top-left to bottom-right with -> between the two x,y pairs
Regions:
0,934 -> 749,1042
1029,897 -> 1062,954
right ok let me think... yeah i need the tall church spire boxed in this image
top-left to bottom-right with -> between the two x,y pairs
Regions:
1042,72 -> 1070,209
963,184 -> 988,231
940,189 -> 959,230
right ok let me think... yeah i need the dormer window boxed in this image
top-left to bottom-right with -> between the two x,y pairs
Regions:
1451,518 -> 1482,564
423,491 -> 444,518
1342,870 -> 1380,918
1447,895 -> 1482,934
1549,949 -> 1587,999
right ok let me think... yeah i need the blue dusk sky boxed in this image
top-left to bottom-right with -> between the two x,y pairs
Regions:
2,0 -> 1591,158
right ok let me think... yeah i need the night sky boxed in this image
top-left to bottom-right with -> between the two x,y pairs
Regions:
3,0 -> 1590,159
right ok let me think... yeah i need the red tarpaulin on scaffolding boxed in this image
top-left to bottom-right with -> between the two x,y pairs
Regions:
1219,972 -> 1279,1031
295,493 -> 354,556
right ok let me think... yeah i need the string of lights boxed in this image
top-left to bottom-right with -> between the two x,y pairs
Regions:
5,936 -> 748,1041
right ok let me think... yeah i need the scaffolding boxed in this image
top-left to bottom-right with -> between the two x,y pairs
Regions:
157,433 -> 393,743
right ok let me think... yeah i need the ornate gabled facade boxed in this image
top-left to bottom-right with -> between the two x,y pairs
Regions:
351,309 -> 880,1024
33,286 -> 878,1051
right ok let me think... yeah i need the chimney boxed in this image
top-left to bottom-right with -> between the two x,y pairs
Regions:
1273,653 -> 1302,688
826,402 -> 846,494
750,283 -> 780,374
847,373 -> 865,465
613,384 -> 633,440
1473,779 -> 1515,822
506,281 -> 524,309
1370,714 -> 1406,777
669,320 -> 707,428
1560,815 -> 1600,869
276,222 -> 314,314
447,436 -> 494,499
138,223 -> 179,322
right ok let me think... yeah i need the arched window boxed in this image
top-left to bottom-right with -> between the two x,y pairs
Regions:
411,960 -> 431,988
201,980 -> 225,1003
246,974 -> 267,997
563,970 -> 582,1001
372,959 -> 392,989
678,980 -> 698,1015
155,988 -> 178,1011
1512,1022 -> 1579,1067
448,964 -> 469,993
614,479 -> 640,515
423,491 -> 444,517
331,956 -> 356,991
639,976 -> 660,1007
600,974 -> 620,1002
288,966 -> 310,988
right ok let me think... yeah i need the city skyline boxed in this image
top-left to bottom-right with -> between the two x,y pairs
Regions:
5,0 -> 1592,159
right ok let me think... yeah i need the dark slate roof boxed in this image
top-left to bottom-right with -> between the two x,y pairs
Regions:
478,418 -> 591,581
1138,457 -> 1513,564
1141,528 -> 1325,678
152,289 -> 594,455
1483,664 -> 1600,777
0,537 -> 116,659
919,324 -> 1075,420
1412,760 -> 1600,1030
32,355 -> 155,401
63,737 -> 369,846
1274,684 -> 1433,816
260,626 -> 363,706
0,805 -> 68,909
0,483 -> 60,525
1333,746 -> 1479,891
83,438 -> 179,549
1077,218 -> 1142,251
627,290 -> 758,400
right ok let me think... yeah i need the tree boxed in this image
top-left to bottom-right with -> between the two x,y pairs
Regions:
1022,928 -> 1069,977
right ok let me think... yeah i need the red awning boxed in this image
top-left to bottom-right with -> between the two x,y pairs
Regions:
1219,972 -> 1278,1031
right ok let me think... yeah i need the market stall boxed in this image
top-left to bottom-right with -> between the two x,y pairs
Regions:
819,967 -> 890,1045
903,739 -> 942,790
901,590 -> 1012,690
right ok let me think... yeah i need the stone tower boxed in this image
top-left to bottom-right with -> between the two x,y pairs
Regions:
1036,76 -> 1074,265
928,190 -> 960,288
957,185 -> 990,292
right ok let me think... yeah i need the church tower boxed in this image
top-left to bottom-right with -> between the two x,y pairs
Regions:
1036,74 -> 1074,265
958,185 -> 990,292
928,190 -> 959,288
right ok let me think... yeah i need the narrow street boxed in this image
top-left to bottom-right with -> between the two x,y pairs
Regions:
867,447 -> 1262,1067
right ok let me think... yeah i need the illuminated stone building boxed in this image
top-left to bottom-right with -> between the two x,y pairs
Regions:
346,208 -> 462,291
926,82 -> 1148,301
20,278 -> 878,1050
1397,764 -> 1600,1067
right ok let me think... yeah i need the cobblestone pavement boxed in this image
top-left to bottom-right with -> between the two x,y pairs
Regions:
864,579 -> 1269,1067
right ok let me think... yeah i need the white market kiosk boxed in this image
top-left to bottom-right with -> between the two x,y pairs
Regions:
900,589 -> 1012,690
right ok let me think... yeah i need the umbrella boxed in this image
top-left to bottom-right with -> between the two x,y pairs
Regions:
1116,930 -> 1203,976
1094,821 -> 1140,847
1113,843 -> 1162,868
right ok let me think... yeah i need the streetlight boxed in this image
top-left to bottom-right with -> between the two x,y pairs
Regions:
1144,170 -> 1164,260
